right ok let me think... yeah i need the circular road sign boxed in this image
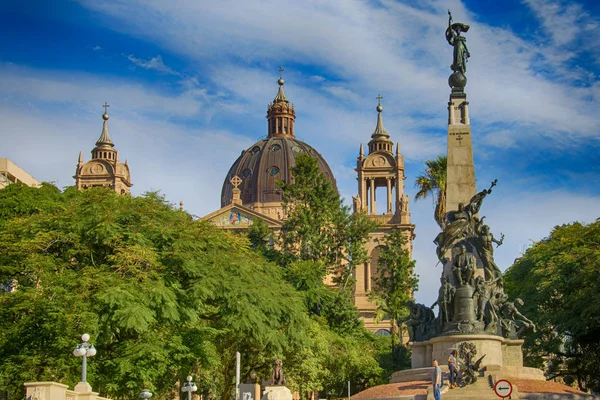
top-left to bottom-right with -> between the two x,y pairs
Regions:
494,379 -> 513,398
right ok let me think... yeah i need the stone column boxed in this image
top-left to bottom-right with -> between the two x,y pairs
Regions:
365,262 -> 371,291
369,178 -> 375,215
386,178 -> 392,213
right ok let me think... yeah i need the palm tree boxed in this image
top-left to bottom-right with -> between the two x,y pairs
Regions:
414,156 -> 447,229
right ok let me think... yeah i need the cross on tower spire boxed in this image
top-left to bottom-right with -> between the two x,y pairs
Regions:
278,66 -> 284,79
376,94 -> 383,106
102,102 -> 110,114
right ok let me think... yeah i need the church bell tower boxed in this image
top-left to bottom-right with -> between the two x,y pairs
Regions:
353,96 -> 415,332
74,103 -> 133,194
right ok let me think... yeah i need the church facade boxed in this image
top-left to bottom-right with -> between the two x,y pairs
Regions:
353,99 -> 415,332
202,73 -> 415,333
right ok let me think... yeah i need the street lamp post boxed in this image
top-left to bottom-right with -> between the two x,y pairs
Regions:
181,376 -> 198,400
72,334 -> 97,382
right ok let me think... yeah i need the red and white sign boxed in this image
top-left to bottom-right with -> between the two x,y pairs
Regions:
494,379 -> 513,398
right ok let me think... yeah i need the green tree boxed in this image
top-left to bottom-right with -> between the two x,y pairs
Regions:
414,156 -> 447,228
271,153 -> 385,396
503,220 -> 600,393
0,185 -> 308,400
369,228 -> 418,369
278,153 -> 375,288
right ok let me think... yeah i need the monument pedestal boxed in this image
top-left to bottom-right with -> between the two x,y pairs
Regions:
411,334 -> 525,369
402,335 -> 544,383
261,386 -> 292,400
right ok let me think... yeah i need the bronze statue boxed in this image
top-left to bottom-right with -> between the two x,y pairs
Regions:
452,245 -> 475,286
431,275 -> 455,324
398,300 -> 435,342
472,276 -> 500,329
473,221 -> 504,280
446,10 -> 470,75
270,359 -> 285,386
457,342 -> 485,386
499,298 -> 536,338
434,180 -> 496,263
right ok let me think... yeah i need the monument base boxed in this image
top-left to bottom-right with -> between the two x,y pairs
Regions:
411,334 -> 525,369
261,386 -> 292,400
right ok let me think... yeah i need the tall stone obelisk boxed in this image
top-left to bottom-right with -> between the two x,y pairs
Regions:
445,14 -> 476,213
446,92 -> 475,212
400,14 -> 544,385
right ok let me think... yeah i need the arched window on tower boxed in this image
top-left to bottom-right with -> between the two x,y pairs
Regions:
374,329 -> 391,336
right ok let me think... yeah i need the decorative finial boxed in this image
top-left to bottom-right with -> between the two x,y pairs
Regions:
102,102 -> 110,120
278,66 -> 284,86
230,175 -> 242,189
371,95 -> 389,139
179,201 -> 184,211
376,94 -> 383,113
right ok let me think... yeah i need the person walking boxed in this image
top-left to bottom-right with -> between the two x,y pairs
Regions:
448,350 -> 459,389
432,359 -> 442,400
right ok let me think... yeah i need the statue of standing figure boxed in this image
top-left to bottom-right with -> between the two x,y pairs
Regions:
431,275 -> 455,324
473,221 -> 504,280
452,244 -> 475,286
472,276 -> 501,329
446,10 -> 471,74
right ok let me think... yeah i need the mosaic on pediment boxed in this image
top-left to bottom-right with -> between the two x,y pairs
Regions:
211,209 -> 255,227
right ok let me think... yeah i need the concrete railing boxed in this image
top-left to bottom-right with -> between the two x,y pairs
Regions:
25,382 -> 111,400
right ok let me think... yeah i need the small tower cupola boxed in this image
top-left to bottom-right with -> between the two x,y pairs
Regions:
368,95 -> 393,154
266,66 -> 296,138
92,102 -> 117,162
74,102 -> 132,194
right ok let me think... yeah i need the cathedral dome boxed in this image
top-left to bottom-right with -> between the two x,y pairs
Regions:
221,74 -> 337,210
221,136 -> 336,207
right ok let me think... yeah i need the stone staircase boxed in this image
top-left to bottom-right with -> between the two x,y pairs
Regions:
437,375 -> 498,400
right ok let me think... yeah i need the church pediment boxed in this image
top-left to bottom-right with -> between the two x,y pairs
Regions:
362,153 -> 395,170
80,160 -> 115,176
201,204 -> 282,229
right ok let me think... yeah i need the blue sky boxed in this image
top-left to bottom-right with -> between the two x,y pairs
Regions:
1,0 -> 599,307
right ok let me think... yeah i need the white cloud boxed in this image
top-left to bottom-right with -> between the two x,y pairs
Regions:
75,0 -> 600,146
126,54 -> 180,76
92,45 -> 102,51
0,63 -> 211,119
524,0 -> 595,45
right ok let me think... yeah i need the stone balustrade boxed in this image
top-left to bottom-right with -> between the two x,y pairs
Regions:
25,382 -> 112,400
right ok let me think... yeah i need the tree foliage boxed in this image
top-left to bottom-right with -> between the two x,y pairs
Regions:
0,184 -> 308,400
369,228 -> 418,369
267,153 -> 388,397
503,220 -> 600,393
278,153 -> 375,287
414,156 -> 447,228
